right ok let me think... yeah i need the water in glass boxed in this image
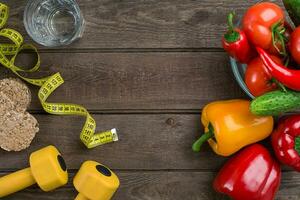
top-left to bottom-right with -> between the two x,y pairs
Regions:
24,0 -> 84,47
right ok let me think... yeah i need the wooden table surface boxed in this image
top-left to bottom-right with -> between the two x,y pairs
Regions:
1,0 -> 300,199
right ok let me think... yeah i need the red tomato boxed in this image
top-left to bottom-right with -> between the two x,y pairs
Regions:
289,27 -> 300,65
245,56 -> 282,97
243,2 -> 284,50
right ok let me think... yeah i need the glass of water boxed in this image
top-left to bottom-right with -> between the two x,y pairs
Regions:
24,0 -> 85,47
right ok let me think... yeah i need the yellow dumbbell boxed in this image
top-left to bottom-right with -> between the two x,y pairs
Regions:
0,145 -> 68,197
74,161 -> 120,200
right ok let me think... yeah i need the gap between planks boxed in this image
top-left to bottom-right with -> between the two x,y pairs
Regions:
28,109 -> 203,115
0,168 -> 296,173
18,47 -> 225,54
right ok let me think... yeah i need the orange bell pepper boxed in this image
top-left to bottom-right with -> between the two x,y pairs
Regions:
192,100 -> 274,156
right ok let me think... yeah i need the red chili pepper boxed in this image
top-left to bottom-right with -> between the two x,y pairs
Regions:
272,115 -> 300,171
222,12 -> 254,64
213,144 -> 281,200
256,47 -> 300,91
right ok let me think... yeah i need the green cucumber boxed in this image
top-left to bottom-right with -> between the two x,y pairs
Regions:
250,90 -> 300,116
283,0 -> 300,26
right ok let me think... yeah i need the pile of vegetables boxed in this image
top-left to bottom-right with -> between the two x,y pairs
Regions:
192,1 -> 300,200
224,1 -> 300,116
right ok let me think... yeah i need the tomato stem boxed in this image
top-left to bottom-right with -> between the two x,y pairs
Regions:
271,78 -> 287,92
284,56 -> 290,67
271,21 -> 287,57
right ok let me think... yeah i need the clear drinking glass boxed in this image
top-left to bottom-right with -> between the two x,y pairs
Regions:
24,0 -> 85,47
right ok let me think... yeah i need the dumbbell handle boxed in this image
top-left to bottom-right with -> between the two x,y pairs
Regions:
75,193 -> 90,200
0,167 -> 36,197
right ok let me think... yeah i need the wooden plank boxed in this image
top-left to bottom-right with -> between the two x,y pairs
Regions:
0,171 -> 299,200
0,52 -> 245,111
0,114 -> 283,171
0,114 -> 229,170
1,0 -> 283,49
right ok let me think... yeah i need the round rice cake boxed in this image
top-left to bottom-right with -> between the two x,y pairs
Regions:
0,111 -> 39,151
0,78 -> 31,112
0,92 -> 16,114
0,78 -> 38,151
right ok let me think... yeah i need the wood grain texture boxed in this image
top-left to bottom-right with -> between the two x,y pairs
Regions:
0,114 -> 228,170
1,0 -> 282,49
0,1 -> 297,199
0,51 -> 245,111
1,171 -> 299,200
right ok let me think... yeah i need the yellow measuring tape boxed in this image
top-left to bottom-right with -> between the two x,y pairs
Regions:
0,3 -> 118,148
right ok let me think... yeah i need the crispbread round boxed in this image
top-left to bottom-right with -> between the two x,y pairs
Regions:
0,111 -> 39,151
0,78 -> 39,151
0,92 -> 16,114
0,78 -> 31,112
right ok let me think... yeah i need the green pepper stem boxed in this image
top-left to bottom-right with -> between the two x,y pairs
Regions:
295,137 -> 300,155
224,12 -> 240,43
192,130 -> 214,152
227,12 -> 235,33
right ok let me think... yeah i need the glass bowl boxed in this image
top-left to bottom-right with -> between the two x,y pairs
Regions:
230,57 -> 255,99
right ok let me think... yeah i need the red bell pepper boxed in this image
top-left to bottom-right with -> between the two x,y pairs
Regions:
256,47 -> 300,91
272,115 -> 300,171
222,12 -> 254,63
213,144 -> 281,200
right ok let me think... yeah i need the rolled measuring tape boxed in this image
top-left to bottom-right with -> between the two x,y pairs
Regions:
0,3 -> 118,148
